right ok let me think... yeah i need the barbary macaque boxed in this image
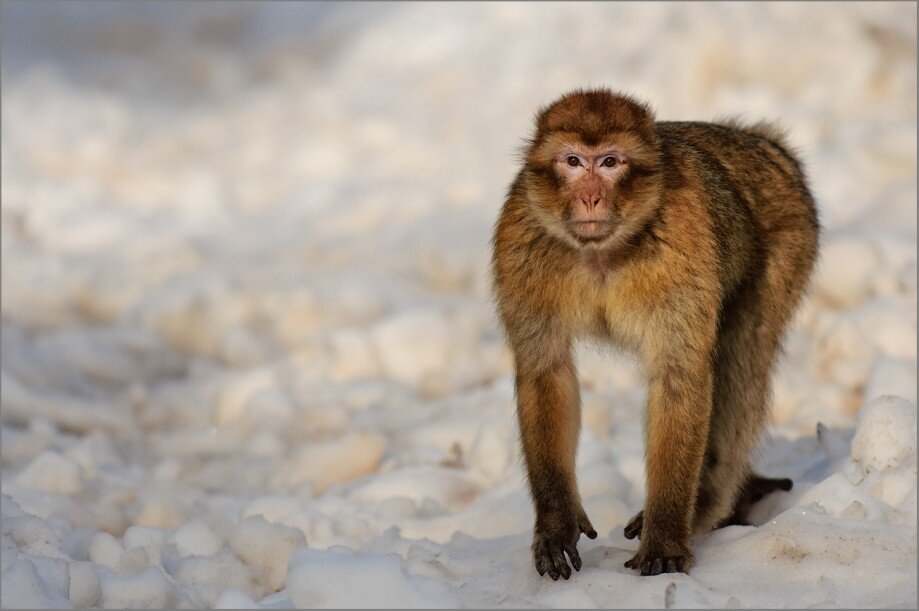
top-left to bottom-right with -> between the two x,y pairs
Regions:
491,89 -> 819,579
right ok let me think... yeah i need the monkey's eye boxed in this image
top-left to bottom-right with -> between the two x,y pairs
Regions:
566,155 -> 580,167
601,156 -> 619,168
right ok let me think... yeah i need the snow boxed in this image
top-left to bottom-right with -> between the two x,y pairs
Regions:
1,2 -> 916,609
96,566 -> 176,609
172,520 -> 223,559
14,451 -> 83,496
851,396 -> 917,471
229,516 -> 306,593
287,548 -> 458,608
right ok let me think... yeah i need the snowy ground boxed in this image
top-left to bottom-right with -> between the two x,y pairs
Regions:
1,2 -> 916,608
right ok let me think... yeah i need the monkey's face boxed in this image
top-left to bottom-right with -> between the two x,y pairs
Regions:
553,141 -> 630,242
523,90 -> 663,251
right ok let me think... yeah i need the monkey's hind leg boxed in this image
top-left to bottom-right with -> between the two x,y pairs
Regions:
717,473 -> 793,527
690,281 -> 784,534
621,286 -> 786,545
693,233 -> 815,533
623,473 -> 792,539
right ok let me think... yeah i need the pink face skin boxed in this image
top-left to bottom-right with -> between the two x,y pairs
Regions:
555,145 -> 629,242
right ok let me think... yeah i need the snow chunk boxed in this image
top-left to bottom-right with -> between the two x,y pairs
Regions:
796,473 -> 889,521
98,565 -> 176,609
135,495 -> 186,529
866,357 -> 918,406
215,368 -> 292,427
27,555 -> 70,603
240,495 -> 303,525
851,396 -> 916,470
69,560 -> 101,608
815,238 -> 881,307
172,519 -> 223,557
4,511 -> 65,559
371,310 -> 453,388
123,525 -> 167,552
15,450 -> 83,495
229,515 -> 306,592
170,553 -> 255,607
349,465 -> 486,511
275,430 -> 386,493
1,556 -> 71,608
87,532 -> 123,572
120,525 -> 168,572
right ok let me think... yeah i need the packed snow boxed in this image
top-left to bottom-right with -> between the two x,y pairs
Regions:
1,2 -> 916,608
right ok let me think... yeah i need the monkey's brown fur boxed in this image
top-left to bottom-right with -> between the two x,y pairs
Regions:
491,89 -> 819,579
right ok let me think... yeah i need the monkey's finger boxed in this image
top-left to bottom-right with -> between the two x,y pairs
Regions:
541,558 -> 560,581
558,561 -> 571,580
578,511 -> 598,539
640,560 -> 653,576
778,478 -> 793,491
534,550 -> 547,577
565,544 -> 582,571
534,540 -> 557,579
551,545 -> 571,580
665,558 -> 679,573
624,555 -> 638,569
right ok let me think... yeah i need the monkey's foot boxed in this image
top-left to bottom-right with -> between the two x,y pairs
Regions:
718,474 -> 793,527
624,549 -> 691,576
623,510 -> 643,540
532,509 -> 597,580
624,535 -> 693,576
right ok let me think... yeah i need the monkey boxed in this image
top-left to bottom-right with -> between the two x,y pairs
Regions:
491,89 -> 819,580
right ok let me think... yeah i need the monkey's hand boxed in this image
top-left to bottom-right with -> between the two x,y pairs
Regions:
624,536 -> 693,576
532,507 -> 597,580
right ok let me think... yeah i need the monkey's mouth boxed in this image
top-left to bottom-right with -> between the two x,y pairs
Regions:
568,220 -> 615,241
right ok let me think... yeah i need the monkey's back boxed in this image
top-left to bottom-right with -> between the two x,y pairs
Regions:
655,121 -> 820,234
654,120 -> 820,300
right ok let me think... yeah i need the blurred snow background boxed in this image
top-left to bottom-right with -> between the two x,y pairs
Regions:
1,2 -> 916,608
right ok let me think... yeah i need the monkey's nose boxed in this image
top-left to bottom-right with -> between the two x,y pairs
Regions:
581,195 -> 603,210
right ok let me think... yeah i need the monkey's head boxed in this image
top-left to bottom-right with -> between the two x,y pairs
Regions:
522,89 -> 662,250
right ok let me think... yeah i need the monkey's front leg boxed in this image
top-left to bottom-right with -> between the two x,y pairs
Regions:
516,353 -> 597,580
625,359 -> 712,575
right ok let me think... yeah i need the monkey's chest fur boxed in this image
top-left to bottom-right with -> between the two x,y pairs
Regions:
561,251 -> 664,357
